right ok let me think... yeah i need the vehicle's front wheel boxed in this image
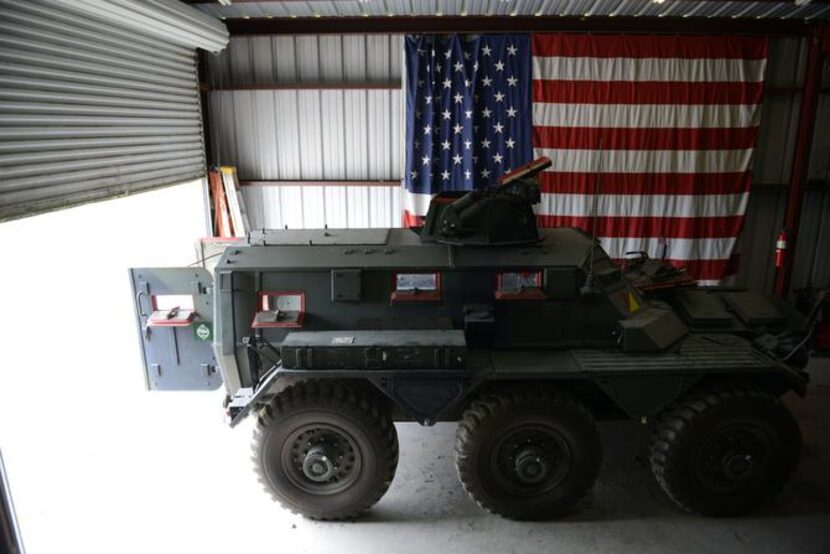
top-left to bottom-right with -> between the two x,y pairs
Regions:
253,381 -> 398,519
455,389 -> 602,520
649,386 -> 801,516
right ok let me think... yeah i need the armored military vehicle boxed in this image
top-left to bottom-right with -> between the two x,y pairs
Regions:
130,158 -> 810,520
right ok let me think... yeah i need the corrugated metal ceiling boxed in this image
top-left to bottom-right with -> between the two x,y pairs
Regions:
196,0 -> 830,21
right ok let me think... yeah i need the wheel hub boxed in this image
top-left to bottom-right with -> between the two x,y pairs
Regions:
302,445 -> 337,482
514,448 -> 550,484
722,453 -> 755,482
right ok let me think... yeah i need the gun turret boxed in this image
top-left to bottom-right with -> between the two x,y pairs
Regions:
419,157 -> 551,246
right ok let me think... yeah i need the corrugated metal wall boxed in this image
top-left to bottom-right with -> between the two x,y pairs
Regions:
205,34 -> 830,290
205,34 -> 403,227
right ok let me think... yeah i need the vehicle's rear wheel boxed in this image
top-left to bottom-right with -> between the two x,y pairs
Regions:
252,381 -> 398,519
649,386 -> 801,516
455,389 -> 602,520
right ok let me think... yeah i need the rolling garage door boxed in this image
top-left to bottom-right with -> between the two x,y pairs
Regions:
0,0 -> 227,221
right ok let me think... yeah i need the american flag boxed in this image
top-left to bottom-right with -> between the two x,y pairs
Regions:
403,34 -> 532,226
532,34 -> 767,285
404,33 -> 767,285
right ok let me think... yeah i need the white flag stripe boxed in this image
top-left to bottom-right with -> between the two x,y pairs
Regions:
599,236 -> 738,262
532,56 -> 766,83
533,147 -> 754,175
539,192 -> 748,219
532,102 -> 760,129
402,189 -> 435,217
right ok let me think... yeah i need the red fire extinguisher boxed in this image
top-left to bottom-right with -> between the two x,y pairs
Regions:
775,228 -> 789,269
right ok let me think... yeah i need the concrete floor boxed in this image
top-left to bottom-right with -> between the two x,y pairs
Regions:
1,189 -> 829,553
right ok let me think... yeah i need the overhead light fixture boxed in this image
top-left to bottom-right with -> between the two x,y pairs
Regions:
652,0 -> 666,4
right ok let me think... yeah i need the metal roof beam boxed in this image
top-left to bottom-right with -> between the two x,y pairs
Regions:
225,15 -> 810,36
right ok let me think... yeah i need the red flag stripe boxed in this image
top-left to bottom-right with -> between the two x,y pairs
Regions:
533,80 -> 764,106
403,210 -> 424,228
532,35 -> 768,60
536,215 -> 744,239
533,126 -> 759,151
538,172 -> 750,196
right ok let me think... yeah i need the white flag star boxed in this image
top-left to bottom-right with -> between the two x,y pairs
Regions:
481,45 -> 492,56
441,169 -> 450,181
453,123 -> 463,134
425,96 -> 432,104
442,78 -> 452,89
444,49 -> 452,59
422,155 -> 430,166
493,153 -> 503,164
507,76 -> 518,87
481,75 -> 492,87
464,110 -> 473,119
410,170 -> 418,179
442,109 -> 451,120
453,154 -> 462,165
418,79 -> 424,87
494,60 -> 505,72
453,92 -> 463,104
506,106 -> 518,118
423,124 -> 432,135
464,140 -> 472,149
464,79 -> 471,88
454,61 -> 463,72
481,168 -> 491,178
507,44 -> 518,56
482,107 -> 492,118
481,138 -> 491,149
494,91 -> 505,102
463,51 -> 471,60
441,139 -> 451,150
435,63 -> 442,73
493,122 -> 504,133
464,170 -> 471,180
506,138 -> 515,149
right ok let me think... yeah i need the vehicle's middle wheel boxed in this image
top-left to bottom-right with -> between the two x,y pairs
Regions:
455,389 -> 602,520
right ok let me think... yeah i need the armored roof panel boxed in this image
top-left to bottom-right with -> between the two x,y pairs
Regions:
215,227 -> 594,271
247,229 -> 390,246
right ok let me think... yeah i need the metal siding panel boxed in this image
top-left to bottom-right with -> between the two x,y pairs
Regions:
297,90 -> 323,179
253,90 -> 279,179
228,36 -> 252,84
753,94 -> 800,184
366,34 -> 391,81
273,36 -> 298,81
809,92 -> 830,180
0,0 -> 205,221
295,36 -> 321,82
342,35 -> 367,80
251,36 -> 275,84
320,90 -> 345,180
274,90 -> 301,179
343,90 -> 369,179
208,90 -> 237,167
318,35 -> 344,82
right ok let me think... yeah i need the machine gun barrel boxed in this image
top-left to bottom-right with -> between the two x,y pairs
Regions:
498,156 -> 552,186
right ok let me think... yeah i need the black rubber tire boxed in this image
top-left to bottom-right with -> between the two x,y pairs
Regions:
455,389 -> 602,520
252,381 -> 398,520
649,386 -> 801,517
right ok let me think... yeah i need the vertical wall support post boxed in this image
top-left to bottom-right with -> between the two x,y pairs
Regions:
775,24 -> 827,298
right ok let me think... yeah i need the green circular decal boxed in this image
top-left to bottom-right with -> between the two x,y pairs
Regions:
194,323 -> 212,341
